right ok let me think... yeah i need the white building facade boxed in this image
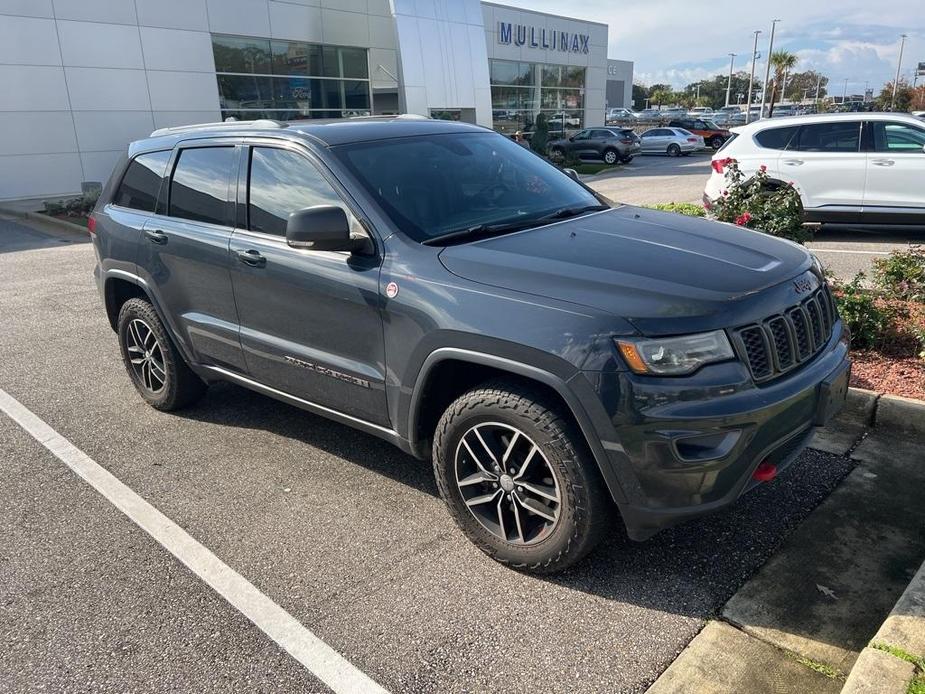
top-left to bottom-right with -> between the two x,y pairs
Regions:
0,0 -> 631,201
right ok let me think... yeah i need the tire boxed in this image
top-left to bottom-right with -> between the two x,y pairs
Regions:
117,297 -> 207,411
621,155 -> 635,164
602,149 -> 619,165
667,143 -> 681,157
432,380 -> 611,574
710,135 -> 724,149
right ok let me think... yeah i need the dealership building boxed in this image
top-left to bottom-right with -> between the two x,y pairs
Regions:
0,0 -> 632,201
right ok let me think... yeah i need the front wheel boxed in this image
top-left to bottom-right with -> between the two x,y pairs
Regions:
602,149 -> 619,165
667,143 -> 681,157
117,298 -> 207,411
432,380 -> 611,573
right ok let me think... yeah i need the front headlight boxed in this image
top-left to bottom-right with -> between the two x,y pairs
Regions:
615,330 -> 735,375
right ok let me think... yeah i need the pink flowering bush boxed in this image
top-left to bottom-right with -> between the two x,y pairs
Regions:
711,160 -> 810,244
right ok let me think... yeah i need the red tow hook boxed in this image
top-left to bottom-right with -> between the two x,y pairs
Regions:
752,460 -> 778,482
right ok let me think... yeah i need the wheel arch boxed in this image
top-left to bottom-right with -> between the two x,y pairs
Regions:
407,348 -> 626,504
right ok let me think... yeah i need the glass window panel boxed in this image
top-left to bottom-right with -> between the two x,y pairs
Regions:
271,76 -> 316,109
490,60 -> 533,86
322,46 -> 339,78
795,122 -> 860,153
212,35 -> 271,74
271,40 -> 323,77
218,75 -> 275,109
169,147 -> 235,226
876,122 -> 925,152
340,47 -> 368,79
343,80 -> 370,109
114,150 -> 171,212
248,147 -> 345,236
541,65 -> 561,87
561,66 -> 585,88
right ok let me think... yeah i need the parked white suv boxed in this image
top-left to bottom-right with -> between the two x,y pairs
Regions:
704,113 -> 925,225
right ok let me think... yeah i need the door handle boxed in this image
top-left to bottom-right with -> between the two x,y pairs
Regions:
872,159 -> 895,166
235,249 -> 266,268
144,229 -> 168,244
782,159 -> 804,166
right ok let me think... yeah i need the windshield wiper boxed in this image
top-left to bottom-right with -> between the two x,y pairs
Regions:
537,204 -> 610,222
421,204 -> 610,247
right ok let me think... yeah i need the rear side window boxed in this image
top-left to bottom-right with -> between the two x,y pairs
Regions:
754,126 -> 799,150
872,121 -> 925,152
794,122 -> 861,153
248,146 -> 346,236
169,147 -> 235,225
113,151 -> 170,212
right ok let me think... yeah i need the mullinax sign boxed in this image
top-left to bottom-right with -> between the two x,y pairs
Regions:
498,22 -> 590,54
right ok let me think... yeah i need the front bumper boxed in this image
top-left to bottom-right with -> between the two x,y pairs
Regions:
582,322 -> 850,540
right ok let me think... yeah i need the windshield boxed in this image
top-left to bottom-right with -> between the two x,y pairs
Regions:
332,131 -> 600,243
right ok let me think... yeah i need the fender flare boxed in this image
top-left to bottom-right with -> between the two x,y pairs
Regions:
407,347 -> 627,504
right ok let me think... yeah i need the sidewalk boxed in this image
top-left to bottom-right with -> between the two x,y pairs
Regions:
647,391 -> 925,693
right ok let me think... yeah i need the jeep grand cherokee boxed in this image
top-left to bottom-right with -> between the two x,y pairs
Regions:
91,116 -> 850,573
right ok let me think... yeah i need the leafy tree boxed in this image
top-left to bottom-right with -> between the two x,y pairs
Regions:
876,79 -> 915,111
682,72 -> 761,110
783,70 -> 828,102
767,50 -> 798,116
632,83 -> 648,108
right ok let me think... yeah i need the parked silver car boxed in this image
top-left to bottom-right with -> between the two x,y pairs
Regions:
639,127 -> 704,156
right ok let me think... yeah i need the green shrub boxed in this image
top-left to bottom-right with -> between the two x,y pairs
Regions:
872,245 -> 925,302
530,113 -> 549,155
833,273 -> 908,350
712,161 -> 810,244
648,202 -> 705,217
42,192 -> 97,218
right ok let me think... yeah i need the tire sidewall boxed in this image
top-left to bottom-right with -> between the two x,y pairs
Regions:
433,396 -> 589,569
603,149 -> 618,165
668,144 -> 680,156
117,299 -> 182,409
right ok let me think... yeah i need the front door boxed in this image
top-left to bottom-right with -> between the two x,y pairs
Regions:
228,143 -> 388,426
863,120 -> 925,214
136,142 -> 247,372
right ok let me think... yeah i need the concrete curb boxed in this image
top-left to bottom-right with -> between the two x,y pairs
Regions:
841,559 -> 925,693
844,387 -> 925,435
0,206 -> 89,236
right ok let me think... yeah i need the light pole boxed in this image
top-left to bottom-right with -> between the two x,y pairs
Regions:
759,19 -> 780,119
746,30 -> 761,123
891,34 -> 907,110
725,53 -> 736,107
842,78 -> 848,103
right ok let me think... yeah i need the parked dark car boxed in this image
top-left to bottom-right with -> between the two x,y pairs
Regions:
547,127 -> 641,164
91,117 -> 849,573
669,118 -> 731,149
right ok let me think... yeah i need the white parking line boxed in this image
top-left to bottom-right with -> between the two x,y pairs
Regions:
0,387 -> 388,694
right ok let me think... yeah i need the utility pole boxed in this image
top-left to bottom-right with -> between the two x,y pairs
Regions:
759,19 -> 780,119
842,78 -> 848,103
725,53 -> 736,107
891,34 -> 907,110
746,30 -> 761,123
814,73 -> 822,101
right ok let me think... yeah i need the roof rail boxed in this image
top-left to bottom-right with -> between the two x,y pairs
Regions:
149,119 -> 288,138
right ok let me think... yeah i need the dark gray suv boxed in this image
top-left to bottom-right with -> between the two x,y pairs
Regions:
92,117 -> 850,573
547,127 -> 641,165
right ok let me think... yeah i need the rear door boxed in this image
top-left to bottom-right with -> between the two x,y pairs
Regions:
640,129 -> 667,152
782,121 -> 866,211
137,141 -> 246,372
863,119 -> 925,216
228,142 -> 388,426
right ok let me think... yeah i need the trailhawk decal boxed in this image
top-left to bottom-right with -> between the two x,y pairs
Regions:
284,356 -> 371,388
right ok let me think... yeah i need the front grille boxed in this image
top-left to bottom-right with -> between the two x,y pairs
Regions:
733,285 -> 837,383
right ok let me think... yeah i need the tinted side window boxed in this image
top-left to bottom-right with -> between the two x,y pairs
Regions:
113,151 -> 171,212
248,146 -> 345,236
795,122 -> 860,153
873,122 -> 925,152
754,126 -> 799,150
169,147 -> 235,225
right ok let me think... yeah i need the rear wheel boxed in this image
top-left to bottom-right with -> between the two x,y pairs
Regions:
667,143 -> 681,157
710,135 -> 725,149
117,298 -> 207,411
602,149 -> 619,165
432,380 -> 611,573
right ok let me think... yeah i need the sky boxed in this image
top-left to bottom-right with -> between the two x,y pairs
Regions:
498,0 -> 924,95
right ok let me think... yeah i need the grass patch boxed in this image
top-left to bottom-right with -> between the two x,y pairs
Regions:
872,642 -> 925,670
646,202 -> 706,217
910,674 -> 925,694
792,654 -> 844,680
572,162 -> 620,175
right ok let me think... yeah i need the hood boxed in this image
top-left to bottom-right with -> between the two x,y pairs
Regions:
438,207 -> 812,335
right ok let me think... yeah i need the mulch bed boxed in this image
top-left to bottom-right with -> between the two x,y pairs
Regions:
47,213 -> 89,228
848,299 -> 925,401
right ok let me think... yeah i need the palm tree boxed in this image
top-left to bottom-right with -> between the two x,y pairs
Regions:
768,51 -> 798,116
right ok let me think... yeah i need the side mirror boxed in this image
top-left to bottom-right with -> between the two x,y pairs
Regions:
286,205 -> 367,253
562,168 -> 579,181
568,136 -> 575,142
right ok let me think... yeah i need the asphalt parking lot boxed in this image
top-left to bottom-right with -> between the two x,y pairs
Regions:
585,154 -> 924,283
0,216 -> 860,693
